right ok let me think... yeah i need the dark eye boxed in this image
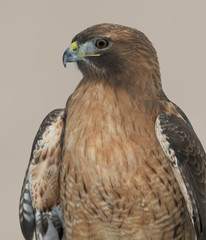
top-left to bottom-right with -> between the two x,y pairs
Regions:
95,39 -> 109,49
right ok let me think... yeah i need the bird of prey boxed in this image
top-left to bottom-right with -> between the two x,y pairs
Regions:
19,23 -> 206,240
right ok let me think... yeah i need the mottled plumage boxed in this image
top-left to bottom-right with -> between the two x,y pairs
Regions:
20,24 -> 206,240
19,109 -> 66,239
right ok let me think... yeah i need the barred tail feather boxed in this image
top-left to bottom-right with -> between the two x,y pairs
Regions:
19,174 -> 35,240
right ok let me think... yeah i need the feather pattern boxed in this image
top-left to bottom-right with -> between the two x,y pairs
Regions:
19,109 -> 66,240
155,111 -> 206,240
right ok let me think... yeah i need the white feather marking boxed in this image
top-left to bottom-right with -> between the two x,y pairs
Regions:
35,208 -> 64,240
155,116 -> 194,229
42,219 -> 59,240
155,117 -> 178,168
33,114 -> 63,157
21,175 -> 34,221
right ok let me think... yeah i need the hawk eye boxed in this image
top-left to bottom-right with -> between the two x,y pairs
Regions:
95,39 -> 109,49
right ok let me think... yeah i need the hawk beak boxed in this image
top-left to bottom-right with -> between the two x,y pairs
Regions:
62,48 -> 79,68
63,41 -> 101,67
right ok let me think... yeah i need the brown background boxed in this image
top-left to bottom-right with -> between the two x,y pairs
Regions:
1,0 -> 206,238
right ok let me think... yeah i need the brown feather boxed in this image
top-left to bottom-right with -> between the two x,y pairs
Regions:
61,79 -> 187,239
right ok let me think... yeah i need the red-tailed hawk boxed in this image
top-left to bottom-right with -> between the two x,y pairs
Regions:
19,24 -> 206,240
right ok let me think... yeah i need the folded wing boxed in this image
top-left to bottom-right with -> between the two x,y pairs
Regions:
19,109 -> 66,240
155,110 -> 206,240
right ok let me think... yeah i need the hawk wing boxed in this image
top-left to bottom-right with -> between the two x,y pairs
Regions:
155,107 -> 206,240
19,109 -> 66,240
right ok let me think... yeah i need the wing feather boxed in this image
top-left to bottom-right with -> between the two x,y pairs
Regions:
19,109 -> 66,240
155,110 -> 206,240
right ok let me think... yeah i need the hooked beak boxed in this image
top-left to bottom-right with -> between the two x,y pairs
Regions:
62,48 -> 79,68
63,40 -> 101,68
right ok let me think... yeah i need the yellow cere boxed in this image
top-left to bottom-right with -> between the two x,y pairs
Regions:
70,41 -> 79,53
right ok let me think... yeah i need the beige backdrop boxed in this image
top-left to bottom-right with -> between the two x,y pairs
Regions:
1,0 -> 206,238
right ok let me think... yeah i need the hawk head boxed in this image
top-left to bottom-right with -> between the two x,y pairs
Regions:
63,23 -> 159,80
